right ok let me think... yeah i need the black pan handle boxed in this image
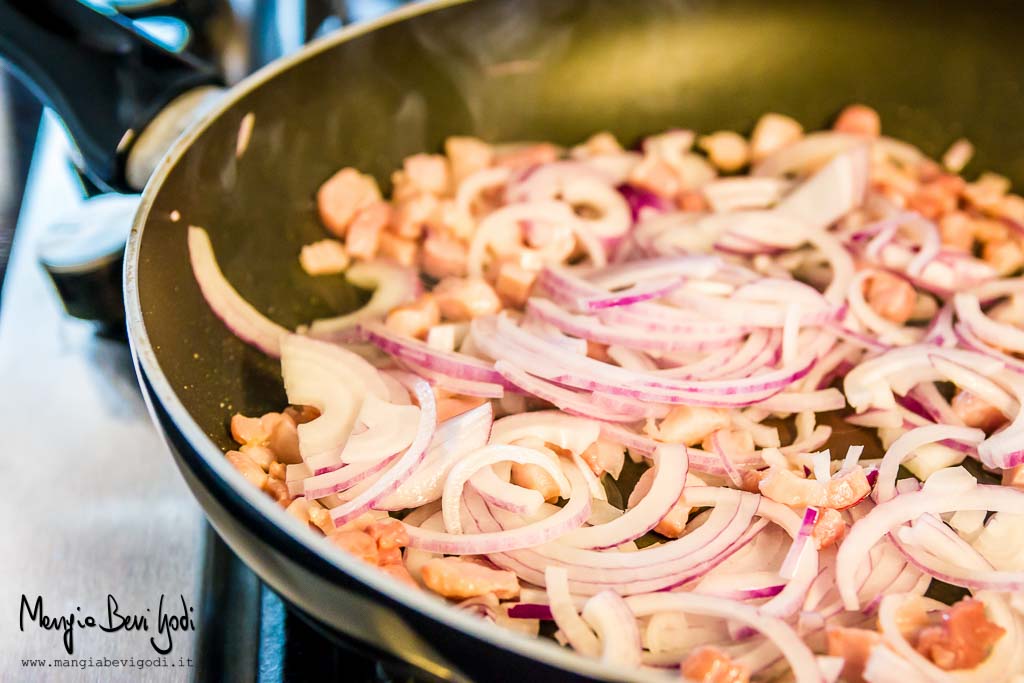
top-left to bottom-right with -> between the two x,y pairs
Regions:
0,0 -> 224,191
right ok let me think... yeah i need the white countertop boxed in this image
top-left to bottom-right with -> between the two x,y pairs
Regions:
0,113 -> 203,682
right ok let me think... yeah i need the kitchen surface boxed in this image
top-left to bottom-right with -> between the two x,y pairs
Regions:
0,2 -> 416,681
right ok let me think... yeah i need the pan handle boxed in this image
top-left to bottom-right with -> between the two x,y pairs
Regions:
0,0 -> 224,191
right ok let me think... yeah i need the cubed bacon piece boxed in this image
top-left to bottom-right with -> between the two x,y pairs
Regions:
346,202 -> 391,260
226,450 -> 268,489
938,212 -> 975,252
952,391 -> 1008,432
580,440 -> 625,479
649,406 -> 730,447
384,294 -> 441,340
402,153 -> 450,196
433,277 -> 502,321
328,530 -> 379,565
573,131 -> 623,157
812,507 -> 848,549
698,131 -> 749,173
377,232 -> 419,267
365,518 -> 410,551
914,598 -> 1005,670
700,428 -> 755,457
678,189 -> 709,212
436,395 -> 488,423
299,239 -> 350,275
317,168 -> 381,237
1002,464 -> 1024,490
833,104 -> 881,137
494,261 -> 537,308
494,143 -> 559,170
679,646 -> 750,683
963,172 -> 1011,212
445,136 -> 494,185
907,175 -> 964,220
240,443 -> 274,470
865,271 -> 916,324
421,233 -> 469,280
421,557 -> 520,599
628,157 -> 680,198
264,477 -> 291,507
982,237 -> 1024,276
758,466 -> 871,510
826,627 -> 882,683
381,563 -> 419,589
749,113 -> 804,163
285,497 -> 312,525
510,463 -> 561,502
391,194 -> 439,240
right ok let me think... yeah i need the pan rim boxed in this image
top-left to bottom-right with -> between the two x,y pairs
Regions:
122,0 -> 656,680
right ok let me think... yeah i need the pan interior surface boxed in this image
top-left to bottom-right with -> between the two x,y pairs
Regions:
131,0 -> 1024,673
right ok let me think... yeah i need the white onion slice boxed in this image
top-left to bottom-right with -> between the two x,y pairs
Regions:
187,226 -> 289,356
581,591 -> 641,666
308,261 -> 420,339
560,444 -> 687,550
625,593 -> 822,683
403,466 -> 590,554
326,374 -> 436,525
280,335 -> 366,473
837,480 -> 1024,610
442,445 -> 570,534
545,566 -> 600,657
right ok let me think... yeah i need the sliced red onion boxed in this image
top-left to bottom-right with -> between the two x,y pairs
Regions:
494,361 -> 651,422
505,603 -> 553,620
756,388 -> 846,414
616,183 -> 671,220
489,410 -> 601,455
545,566 -> 600,657
702,176 -> 789,213
360,321 -> 513,387
307,261 -> 419,340
574,277 -> 685,312
400,358 -> 504,398
753,131 -> 863,178
527,298 -> 746,352
780,507 -> 819,580
836,481 -> 1024,610
561,445 -> 687,550
404,466 -> 590,554
376,402 -> 492,510
774,144 -> 870,234
955,291 -> 1024,354
581,591 -> 641,666
327,373 -> 436,525
877,592 -> 1019,683
187,226 -> 289,356
339,393 -> 421,463
874,424 -> 985,503
929,354 -> 1018,418
977,373 -> 1024,469
442,444 -> 570,534
302,453 -> 399,500
624,593 -> 823,683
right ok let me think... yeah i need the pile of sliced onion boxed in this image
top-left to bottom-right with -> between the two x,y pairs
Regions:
188,119 -> 1024,682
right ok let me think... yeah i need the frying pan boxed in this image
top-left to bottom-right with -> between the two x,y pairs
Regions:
4,0 -> 1024,680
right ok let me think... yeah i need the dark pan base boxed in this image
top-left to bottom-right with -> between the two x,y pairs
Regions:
126,0 -> 1024,680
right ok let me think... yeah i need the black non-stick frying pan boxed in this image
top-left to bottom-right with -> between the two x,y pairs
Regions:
4,0 -> 1024,680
